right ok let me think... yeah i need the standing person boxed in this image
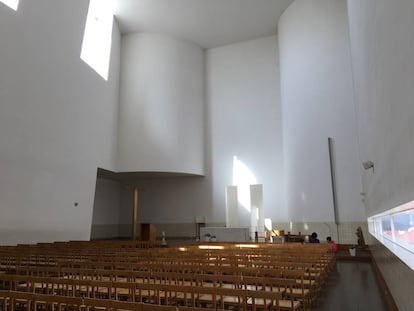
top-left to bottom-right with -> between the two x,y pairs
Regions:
327,236 -> 338,253
309,232 -> 320,243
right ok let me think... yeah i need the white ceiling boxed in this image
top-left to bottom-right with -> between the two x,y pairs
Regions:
113,0 -> 294,48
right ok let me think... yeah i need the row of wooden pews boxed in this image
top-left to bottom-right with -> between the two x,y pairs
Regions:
0,241 -> 335,310
0,290 -> 213,311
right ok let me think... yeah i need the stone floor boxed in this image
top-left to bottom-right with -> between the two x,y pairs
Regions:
314,261 -> 388,311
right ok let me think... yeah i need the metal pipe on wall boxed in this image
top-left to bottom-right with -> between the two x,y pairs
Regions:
328,137 -> 340,242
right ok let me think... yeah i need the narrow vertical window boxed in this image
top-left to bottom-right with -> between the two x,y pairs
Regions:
80,0 -> 113,80
0,0 -> 19,11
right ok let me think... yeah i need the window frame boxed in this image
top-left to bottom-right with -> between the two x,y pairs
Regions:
368,201 -> 414,271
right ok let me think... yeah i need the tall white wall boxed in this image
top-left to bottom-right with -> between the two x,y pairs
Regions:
347,0 -> 414,308
116,36 -> 284,235
347,0 -> 414,217
0,0 -> 120,244
206,36 -> 285,224
118,33 -> 204,175
279,0 -> 364,223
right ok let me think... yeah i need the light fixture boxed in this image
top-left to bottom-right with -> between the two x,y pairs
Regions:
198,245 -> 224,250
362,161 -> 374,172
235,244 -> 259,248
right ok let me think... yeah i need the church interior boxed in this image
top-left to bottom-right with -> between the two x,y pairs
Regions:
1,0 -> 414,309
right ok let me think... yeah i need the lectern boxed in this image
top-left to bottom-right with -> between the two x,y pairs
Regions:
140,223 -> 156,242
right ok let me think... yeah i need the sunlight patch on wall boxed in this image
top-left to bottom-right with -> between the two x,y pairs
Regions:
0,0 -> 19,10
81,0 -> 114,80
264,218 -> 272,231
232,156 -> 257,212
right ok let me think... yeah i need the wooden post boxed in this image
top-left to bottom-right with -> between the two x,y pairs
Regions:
132,187 -> 138,240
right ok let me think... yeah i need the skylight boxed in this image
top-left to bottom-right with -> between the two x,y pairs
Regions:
0,0 -> 19,10
80,0 -> 114,80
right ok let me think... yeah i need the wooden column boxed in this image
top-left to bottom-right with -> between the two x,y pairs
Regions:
132,187 -> 138,240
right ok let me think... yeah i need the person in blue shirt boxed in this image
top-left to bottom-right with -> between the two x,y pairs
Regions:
309,232 -> 320,243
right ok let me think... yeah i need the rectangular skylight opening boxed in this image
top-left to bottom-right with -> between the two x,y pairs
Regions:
0,0 -> 19,11
80,0 -> 114,80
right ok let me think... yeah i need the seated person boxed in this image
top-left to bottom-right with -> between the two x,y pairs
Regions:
326,236 -> 338,253
309,232 -> 320,243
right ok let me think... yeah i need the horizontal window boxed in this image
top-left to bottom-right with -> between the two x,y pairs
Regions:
368,201 -> 414,270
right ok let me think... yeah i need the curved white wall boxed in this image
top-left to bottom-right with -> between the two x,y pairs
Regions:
118,33 -> 204,174
115,36 -> 283,235
279,0 -> 364,222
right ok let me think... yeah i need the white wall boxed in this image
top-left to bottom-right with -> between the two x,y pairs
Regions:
118,177 -> 211,235
0,0 -> 120,244
206,36 -> 285,224
92,179 -> 121,225
279,0 -> 364,223
118,33 -> 204,175
347,0 -> 414,217
116,36 -> 284,232
347,0 -> 414,308
91,178 -> 121,239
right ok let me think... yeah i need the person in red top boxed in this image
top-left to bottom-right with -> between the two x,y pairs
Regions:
326,236 -> 338,253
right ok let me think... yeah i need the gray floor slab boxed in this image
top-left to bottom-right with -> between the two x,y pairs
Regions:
314,261 -> 388,311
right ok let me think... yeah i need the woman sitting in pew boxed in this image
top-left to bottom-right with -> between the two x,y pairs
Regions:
326,236 -> 338,253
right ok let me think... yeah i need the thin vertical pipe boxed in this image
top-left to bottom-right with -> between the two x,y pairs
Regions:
328,137 -> 340,242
